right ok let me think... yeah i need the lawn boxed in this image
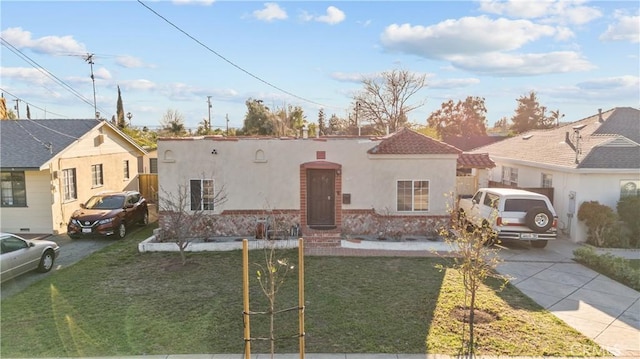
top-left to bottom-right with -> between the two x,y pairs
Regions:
0,224 -> 605,357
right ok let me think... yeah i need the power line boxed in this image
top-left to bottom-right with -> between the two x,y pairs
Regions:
0,37 -> 109,116
137,0 -> 332,109
1,87 -> 70,119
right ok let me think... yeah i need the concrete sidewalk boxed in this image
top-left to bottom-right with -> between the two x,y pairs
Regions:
495,239 -> 640,357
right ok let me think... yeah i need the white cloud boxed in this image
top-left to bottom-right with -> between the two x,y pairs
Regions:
120,79 -> 157,91
115,55 -> 155,69
330,72 -> 365,83
253,3 -> 287,22
380,16 -> 595,76
94,67 -> 112,80
300,6 -> 346,25
576,75 -> 640,90
316,6 -> 346,25
600,12 -> 640,43
478,0 -> 602,25
381,17 -> 557,58
450,51 -> 595,76
0,27 -> 87,55
0,67 -> 54,86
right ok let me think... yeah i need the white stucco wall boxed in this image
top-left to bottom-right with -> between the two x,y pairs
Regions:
158,137 -> 458,216
489,160 -> 640,243
0,170 -> 52,234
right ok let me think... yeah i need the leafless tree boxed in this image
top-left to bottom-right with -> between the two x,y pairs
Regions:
158,179 -> 227,265
353,69 -> 427,134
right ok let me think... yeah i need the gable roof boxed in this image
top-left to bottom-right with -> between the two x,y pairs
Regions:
368,127 -> 461,155
0,119 -> 146,170
470,107 -> 640,170
458,153 -> 495,169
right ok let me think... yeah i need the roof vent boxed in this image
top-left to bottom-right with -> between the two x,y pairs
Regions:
522,134 -> 533,140
598,108 -> 603,123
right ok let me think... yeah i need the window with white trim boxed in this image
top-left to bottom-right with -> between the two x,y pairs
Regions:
62,168 -> 77,201
1,171 -> 27,207
397,180 -> 429,212
501,166 -> 518,186
541,173 -> 553,188
190,179 -> 215,210
91,164 -> 104,187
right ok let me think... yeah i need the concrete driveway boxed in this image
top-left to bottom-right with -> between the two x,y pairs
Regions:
1,205 -> 157,300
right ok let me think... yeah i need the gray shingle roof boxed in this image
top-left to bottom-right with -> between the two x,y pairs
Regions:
0,119 -> 101,169
471,107 -> 639,169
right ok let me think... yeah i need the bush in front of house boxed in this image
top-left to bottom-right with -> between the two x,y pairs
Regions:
617,195 -> 640,248
577,201 -> 622,247
573,246 -> 640,291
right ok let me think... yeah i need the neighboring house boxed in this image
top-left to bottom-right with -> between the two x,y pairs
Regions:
157,128 -> 463,246
469,107 -> 640,243
139,149 -> 158,203
456,153 -> 495,196
0,119 -> 147,235
443,135 -> 507,151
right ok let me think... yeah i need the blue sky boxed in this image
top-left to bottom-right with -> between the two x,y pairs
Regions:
1,0 -> 638,131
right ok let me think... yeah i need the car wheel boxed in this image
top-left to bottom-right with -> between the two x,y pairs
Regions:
525,207 -> 553,233
139,210 -> 149,226
37,250 -> 55,273
531,240 -> 548,248
116,222 -> 126,239
481,221 -> 496,246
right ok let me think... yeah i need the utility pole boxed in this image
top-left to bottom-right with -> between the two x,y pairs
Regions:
85,53 -> 98,119
207,96 -> 212,133
226,114 -> 229,136
355,101 -> 361,136
13,99 -> 20,118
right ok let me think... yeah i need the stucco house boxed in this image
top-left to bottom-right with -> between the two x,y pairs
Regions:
469,107 -> 640,243
157,128 -> 470,246
0,119 -> 147,235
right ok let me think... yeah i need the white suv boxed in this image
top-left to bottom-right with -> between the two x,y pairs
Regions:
458,188 -> 558,248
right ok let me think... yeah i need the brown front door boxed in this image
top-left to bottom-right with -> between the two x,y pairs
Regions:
307,169 -> 335,227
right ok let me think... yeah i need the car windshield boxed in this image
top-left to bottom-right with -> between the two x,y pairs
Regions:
85,195 -> 125,210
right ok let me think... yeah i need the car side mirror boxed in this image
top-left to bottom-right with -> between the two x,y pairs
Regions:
29,242 -> 35,248
80,203 -> 86,209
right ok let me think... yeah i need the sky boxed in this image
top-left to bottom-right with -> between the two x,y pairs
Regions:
1,0 -> 639,132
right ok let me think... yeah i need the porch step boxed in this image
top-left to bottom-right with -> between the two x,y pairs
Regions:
301,229 -> 342,248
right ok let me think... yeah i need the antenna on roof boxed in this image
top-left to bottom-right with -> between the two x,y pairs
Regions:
572,125 -> 585,163
84,53 -> 98,119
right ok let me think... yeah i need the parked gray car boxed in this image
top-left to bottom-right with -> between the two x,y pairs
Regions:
0,233 -> 60,283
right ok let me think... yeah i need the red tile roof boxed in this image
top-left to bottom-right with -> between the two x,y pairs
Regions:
368,128 -> 461,155
457,153 -> 495,169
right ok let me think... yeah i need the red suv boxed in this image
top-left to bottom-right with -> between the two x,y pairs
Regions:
67,191 -> 149,239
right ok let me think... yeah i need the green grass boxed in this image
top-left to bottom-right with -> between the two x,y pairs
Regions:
1,224 -> 605,357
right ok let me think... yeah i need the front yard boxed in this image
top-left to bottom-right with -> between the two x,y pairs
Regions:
0,225 -> 605,357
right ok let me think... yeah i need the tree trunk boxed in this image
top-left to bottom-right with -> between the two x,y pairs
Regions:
468,278 -> 476,358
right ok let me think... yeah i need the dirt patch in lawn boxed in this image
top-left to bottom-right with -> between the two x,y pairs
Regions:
451,306 -> 499,324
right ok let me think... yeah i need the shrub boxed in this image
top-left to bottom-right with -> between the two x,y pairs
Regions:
573,247 -> 640,291
577,201 -> 617,247
617,196 -> 640,247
